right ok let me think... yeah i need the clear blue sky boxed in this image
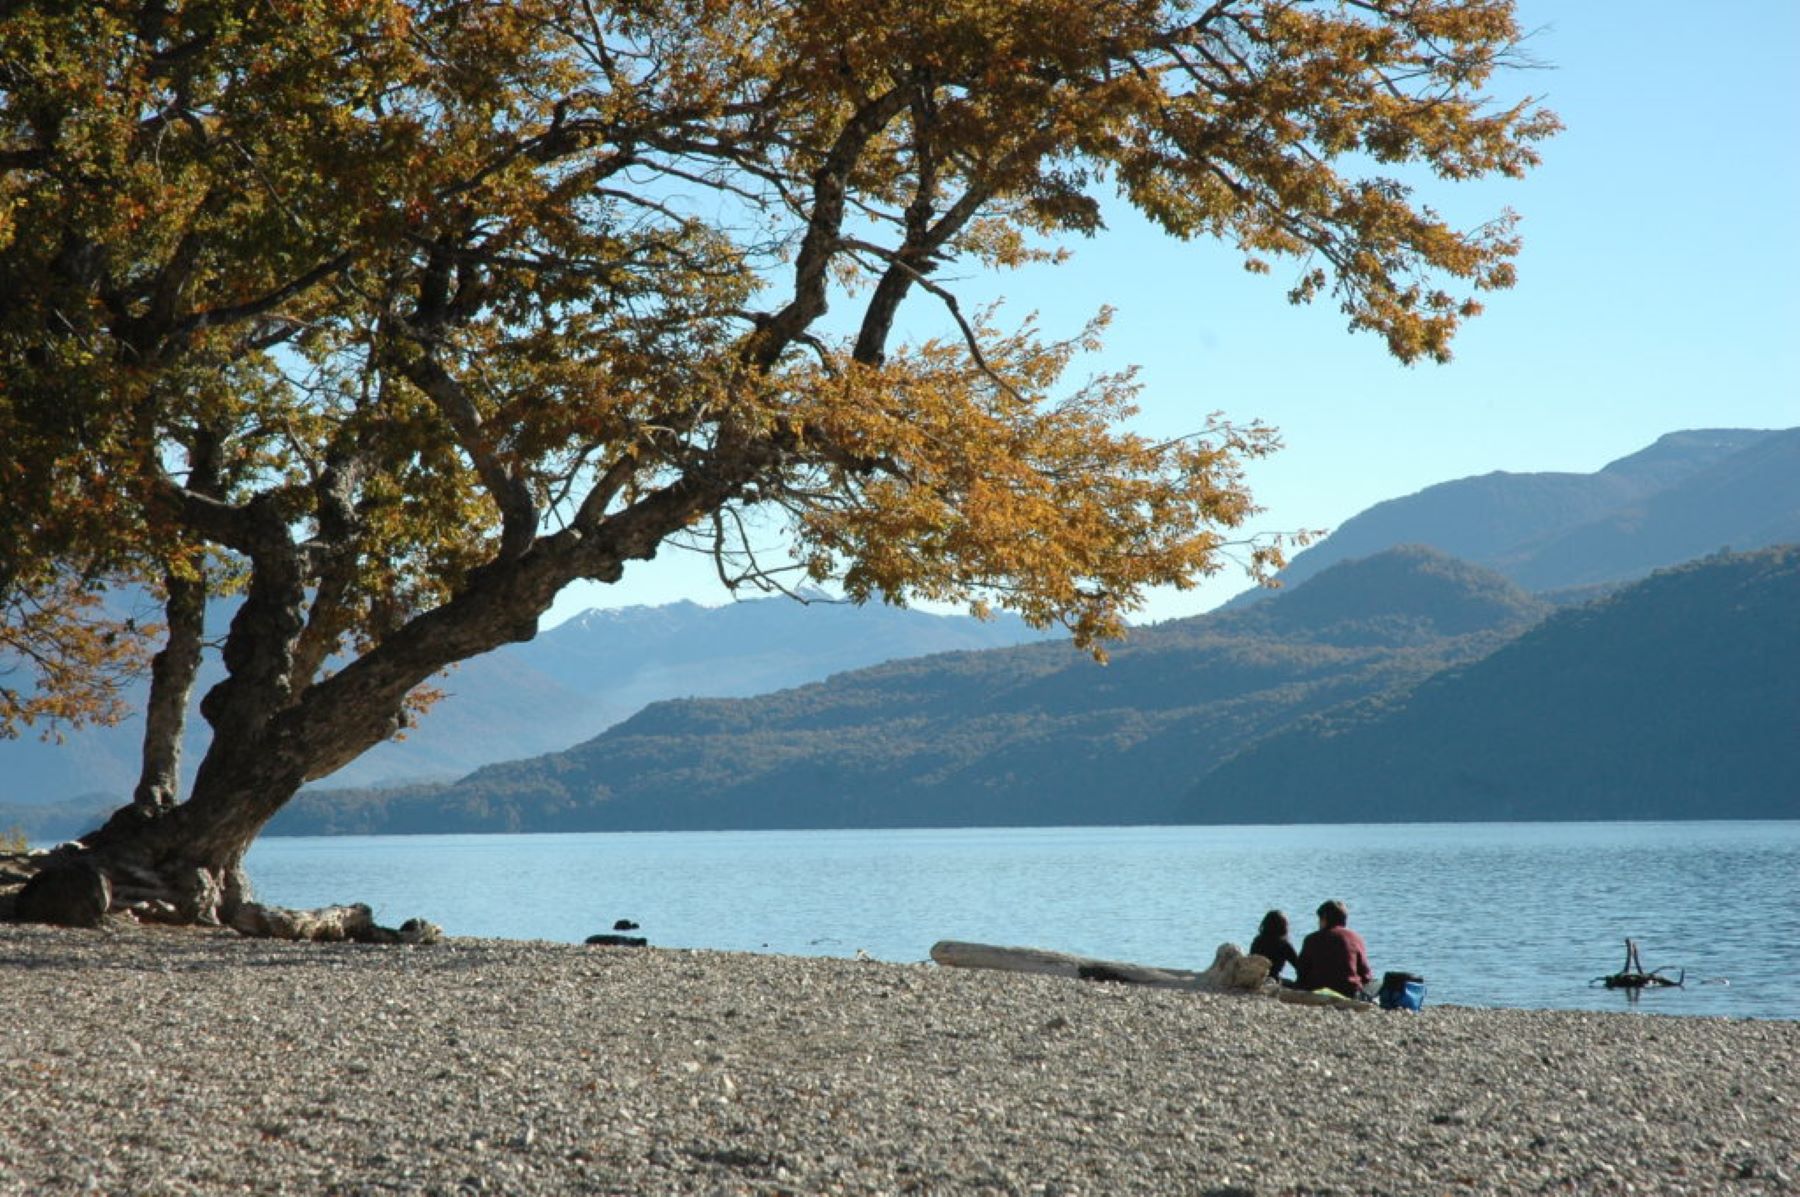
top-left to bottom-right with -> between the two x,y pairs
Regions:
546,0 -> 1800,629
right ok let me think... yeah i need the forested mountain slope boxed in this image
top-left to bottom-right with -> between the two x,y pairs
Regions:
1190,546 -> 1800,822
271,548 -> 1549,833
0,595 -> 1050,805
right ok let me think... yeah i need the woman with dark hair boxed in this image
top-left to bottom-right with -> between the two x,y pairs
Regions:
1249,909 -> 1301,985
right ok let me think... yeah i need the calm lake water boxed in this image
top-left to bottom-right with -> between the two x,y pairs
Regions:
245,821 -> 1800,1020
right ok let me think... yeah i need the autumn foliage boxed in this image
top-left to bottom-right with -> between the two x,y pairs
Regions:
0,0 -> 1555,910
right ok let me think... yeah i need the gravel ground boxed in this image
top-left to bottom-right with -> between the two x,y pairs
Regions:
1,923 -> 1795,1196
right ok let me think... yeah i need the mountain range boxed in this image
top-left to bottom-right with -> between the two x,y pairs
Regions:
1188,546 -> 1800,822
262,541 -> 1797,834
0,596 -> 1051,807
5,426 -> 1795,839
1241,426 -> 1800,599
265,547 -> 1554,834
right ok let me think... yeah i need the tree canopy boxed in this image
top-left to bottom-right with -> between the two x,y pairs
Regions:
0,0 -> 1555,926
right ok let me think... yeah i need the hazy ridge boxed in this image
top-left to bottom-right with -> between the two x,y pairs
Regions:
264,544 -> 1799,834
0,596 -> 1052,807
8,427 -> 1796,840
1241,427 -> 1798,598
267,548 -> 1555,833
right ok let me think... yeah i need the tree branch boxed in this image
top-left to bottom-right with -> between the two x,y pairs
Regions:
747,85 -> 913,369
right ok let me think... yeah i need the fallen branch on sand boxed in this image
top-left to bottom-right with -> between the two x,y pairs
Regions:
228,901 -> 442,944
930,940 -> 1378,1011
930,939 -> 1264,991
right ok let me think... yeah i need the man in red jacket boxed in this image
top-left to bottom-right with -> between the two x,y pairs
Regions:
1295,899 -> 1375,999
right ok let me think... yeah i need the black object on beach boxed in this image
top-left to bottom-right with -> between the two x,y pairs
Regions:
585,933 -> 648,947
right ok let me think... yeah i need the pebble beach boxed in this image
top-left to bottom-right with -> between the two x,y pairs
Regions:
1,923 -> 1795,1195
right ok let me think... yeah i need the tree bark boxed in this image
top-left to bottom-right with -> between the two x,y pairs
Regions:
132,569 -> 206,813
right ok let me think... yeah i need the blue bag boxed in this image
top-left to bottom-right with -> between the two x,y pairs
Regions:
1378,970 -> 1426,1011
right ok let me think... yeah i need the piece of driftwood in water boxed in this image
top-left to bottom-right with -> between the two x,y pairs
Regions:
1596,938 -> 1685,990
929,940 -> 1270,992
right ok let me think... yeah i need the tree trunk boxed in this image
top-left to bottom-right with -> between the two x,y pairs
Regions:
35,547 -> 569,933
132,569 -> 206,813
42,781 -> 444,941
21,471 -> 702,935
71,700 -> 396,928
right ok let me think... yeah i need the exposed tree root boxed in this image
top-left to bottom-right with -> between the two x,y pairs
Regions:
2,849 -> 440,944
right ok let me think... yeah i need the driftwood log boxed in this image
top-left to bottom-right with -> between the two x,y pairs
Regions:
228,902 -> 442,944
930,940 -> 1379,1011
1596,938 -> 1685,990
930,940 -> 1271,993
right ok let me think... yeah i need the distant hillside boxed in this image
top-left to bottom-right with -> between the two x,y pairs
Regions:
1244,428 -> 1797,598
0,793 -> 117,845
1189,546 -> 1800,822
1498,429 -> 1800,590
0,595 -> 1051,806
270,547 -> 1549,834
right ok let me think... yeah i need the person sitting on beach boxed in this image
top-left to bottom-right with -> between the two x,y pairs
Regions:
1249,909 -> 1301,985
1295,899 -> 1375,1000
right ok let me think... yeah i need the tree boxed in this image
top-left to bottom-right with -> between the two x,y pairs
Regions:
0,568 -> 147,739
1,0 -> 1555,931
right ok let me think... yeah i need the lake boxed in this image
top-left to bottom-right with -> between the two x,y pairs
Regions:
245,821 -> 1800,1020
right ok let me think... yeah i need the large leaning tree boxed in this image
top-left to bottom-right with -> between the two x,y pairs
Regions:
2,0 -> 1555,932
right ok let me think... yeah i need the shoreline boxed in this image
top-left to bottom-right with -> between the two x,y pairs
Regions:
2,923 -> 1795,1194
